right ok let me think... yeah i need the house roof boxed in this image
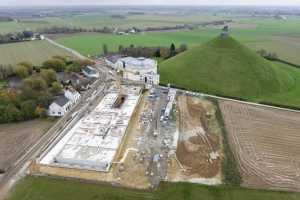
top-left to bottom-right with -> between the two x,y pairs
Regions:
54,95 -> 70,107
83,66 -> 97,75
105,55 -> 125,64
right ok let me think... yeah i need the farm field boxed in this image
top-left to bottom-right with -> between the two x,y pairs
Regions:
0,119 -> 55,172
219,100 -> 300,191
0,13 -> 223,34
54,17 -> 300,64
0,40 -> 76,66
8,176 -> 300,200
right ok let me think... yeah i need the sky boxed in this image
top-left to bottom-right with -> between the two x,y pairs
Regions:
1,0 -> 300,6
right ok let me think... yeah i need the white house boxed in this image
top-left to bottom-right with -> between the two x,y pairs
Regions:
106,56 -> 160,86
48,96 -> 72,117
48,87 -> 81,117
82,66 -> 99,78
64,88 -> 81,105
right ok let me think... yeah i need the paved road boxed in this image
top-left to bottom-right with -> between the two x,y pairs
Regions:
0,63 -> 112,200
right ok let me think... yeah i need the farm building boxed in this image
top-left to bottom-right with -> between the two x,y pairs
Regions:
105,56 -> 159,86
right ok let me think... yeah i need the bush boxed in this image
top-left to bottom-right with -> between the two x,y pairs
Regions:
0,104 -> 22,123
51,81 -> 63,95
43,59 -> 66,72
35,106 -> 47,118
18,62 -> 33,74
20,100 -> 37,120
15,65 -> 29,79
40,69 -> 57,85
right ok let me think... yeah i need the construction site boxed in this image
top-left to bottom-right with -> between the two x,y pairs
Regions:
27,76 -> 227,190
166,93 -> 223,185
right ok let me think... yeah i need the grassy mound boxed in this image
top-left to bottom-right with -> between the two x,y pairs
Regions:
159,36 -> 293,101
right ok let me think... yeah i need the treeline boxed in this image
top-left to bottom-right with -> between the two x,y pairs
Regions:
257,49 -> 300,69
257,49 -> 278,61
201,20 -> 233,27
0,30 -> 34,44
39,26 -> 113,34
0,16 -> 14,22
144,24 -> 194,32
0,56 -> 93,123
103,43 -> 188,59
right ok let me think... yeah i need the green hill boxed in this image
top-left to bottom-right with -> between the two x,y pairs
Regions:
159,36 -> 295,103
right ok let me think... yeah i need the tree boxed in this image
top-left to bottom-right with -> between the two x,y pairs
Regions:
22,30 -> 33,38
154,48 -> 161,57
18,62 -> 33,74
169,43 -> 176,57
0,104 -> 22,123
43,59 -> 66,72
32,77 -> 47,91
20,100 -> 37,120
51,81 -> 63,95
257,49 -> 267,57
52,55 -> 67,63
178,44 -> 188,53
40,69 -> 57,85
36,92 -> 53,107
66,64 -> 82,73
118,45 -> 124,53
102,44 -> 108,55
73,59 -> 94,67
35,106 -> 46,118
15,65 -> 29,79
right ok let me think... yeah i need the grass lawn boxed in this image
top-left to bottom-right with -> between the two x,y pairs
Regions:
8,176 -> 300,200
0,40 -> 75,66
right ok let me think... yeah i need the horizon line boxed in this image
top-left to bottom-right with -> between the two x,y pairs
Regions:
1,4 -> 300,7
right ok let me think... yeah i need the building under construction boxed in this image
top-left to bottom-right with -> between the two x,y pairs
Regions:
39,85 -> 141,172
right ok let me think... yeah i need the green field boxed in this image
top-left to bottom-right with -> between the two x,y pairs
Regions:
8,176 -> 300,200
0,40 -> 75,66
159,36 -> 300,108
55,17 -> 300,64
0,14 -> 222,34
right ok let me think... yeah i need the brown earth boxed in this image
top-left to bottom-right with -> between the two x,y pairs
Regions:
219,99 -> 300,191
175,95 -> 221,178
0,119 -> 55,172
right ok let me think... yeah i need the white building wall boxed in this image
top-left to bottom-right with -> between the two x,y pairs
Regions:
64,90 -> 81,105
48,103 -> 70,117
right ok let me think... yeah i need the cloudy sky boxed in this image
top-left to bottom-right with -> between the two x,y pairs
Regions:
1,0 -> 300,6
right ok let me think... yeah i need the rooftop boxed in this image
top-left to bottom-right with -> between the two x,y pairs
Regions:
53,95 -> 70,107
